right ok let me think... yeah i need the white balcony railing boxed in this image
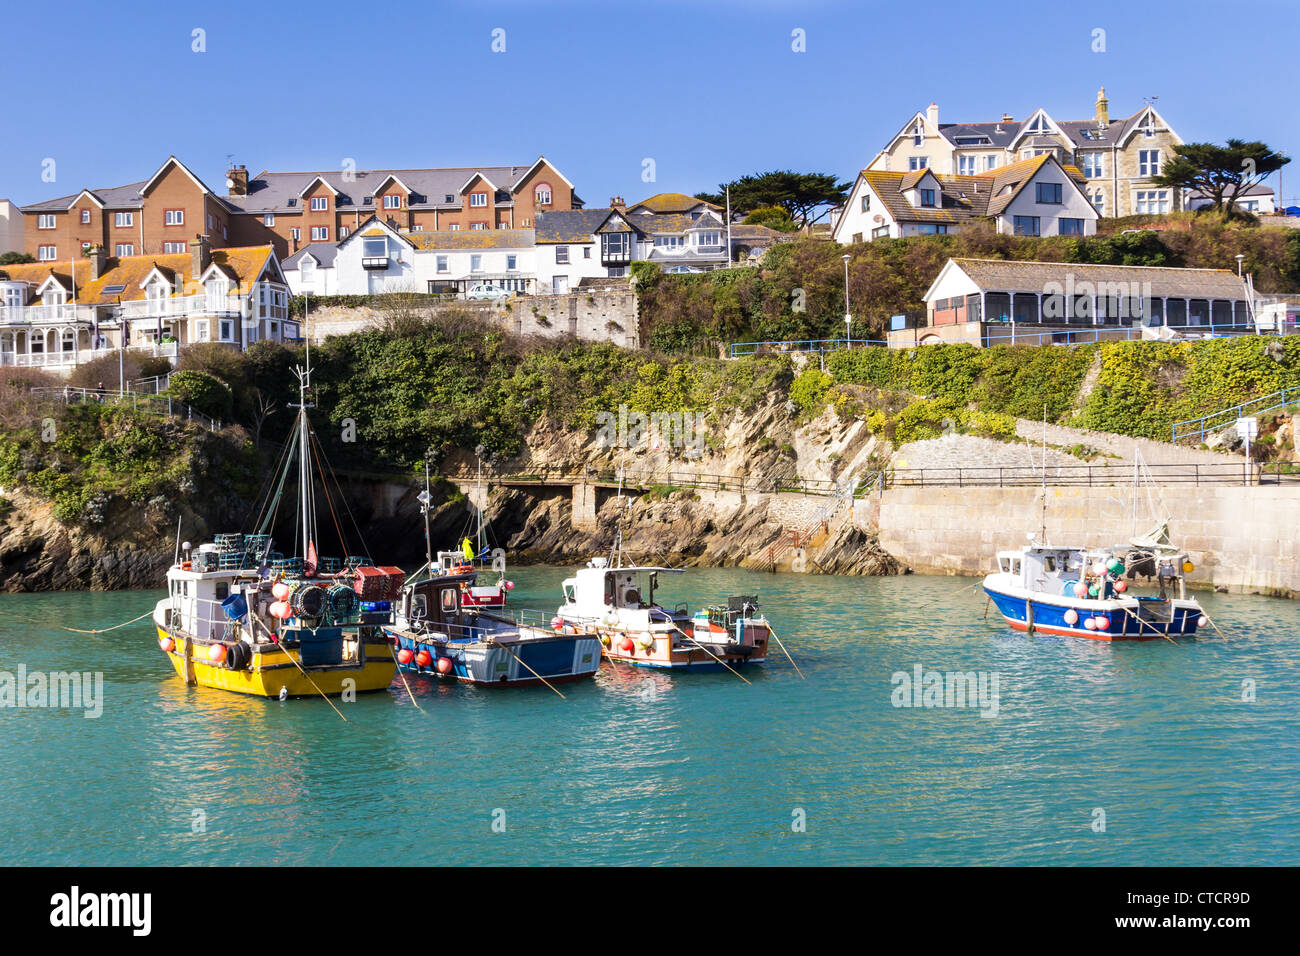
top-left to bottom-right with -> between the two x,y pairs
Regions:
0,304 -> 97,325
117,294 -> 248,320
0,343 -> 178,369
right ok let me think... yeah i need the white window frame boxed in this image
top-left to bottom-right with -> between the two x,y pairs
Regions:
115,243 -> 134,257
115,212 -> 134,228
311,226 -> 328,241
1139,150 -> 1162,177
310,196 -> 328,211
38,214 -> 56,229
264,213 -> 275,226
165,209 -> 184,226
469,192 -> 488,207
383,194 -> 402,209
38,245 -> 56,260
436,255 -> 449,273
555,245 -> 570,264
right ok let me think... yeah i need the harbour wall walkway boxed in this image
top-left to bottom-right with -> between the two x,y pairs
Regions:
876,484 -> 1300,597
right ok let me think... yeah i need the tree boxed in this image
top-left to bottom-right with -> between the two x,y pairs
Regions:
0,251 -> 35,265
741,206 -> 799,232
696,170 -> 851,225
1152,140 -> 1291,216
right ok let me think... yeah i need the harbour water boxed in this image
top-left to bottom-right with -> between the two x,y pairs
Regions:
2,568 -> 1298,866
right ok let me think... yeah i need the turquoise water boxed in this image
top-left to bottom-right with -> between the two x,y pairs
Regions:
1,569 -> 1297,866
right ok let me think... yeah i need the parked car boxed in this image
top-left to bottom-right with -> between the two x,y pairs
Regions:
465,284 -> 510,300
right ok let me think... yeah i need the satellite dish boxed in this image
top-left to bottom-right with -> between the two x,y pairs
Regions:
225,178 -> 235,189
873,214 -> 884,224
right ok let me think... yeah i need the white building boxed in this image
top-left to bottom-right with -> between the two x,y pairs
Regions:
0,200 -> 24,256
833,154 -> 1098,244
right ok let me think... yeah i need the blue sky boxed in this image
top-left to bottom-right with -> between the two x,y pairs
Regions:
3,0 -> 1297,208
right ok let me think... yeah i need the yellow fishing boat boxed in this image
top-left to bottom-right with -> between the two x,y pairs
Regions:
152,354 -> 397,699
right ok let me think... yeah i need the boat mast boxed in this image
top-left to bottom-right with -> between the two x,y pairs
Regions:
476,458 -> 485,556
1039,404 -> 1047,545
423,461 -> 433,572
290,360 -> 314,562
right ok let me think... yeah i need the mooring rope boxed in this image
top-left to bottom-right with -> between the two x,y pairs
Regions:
62,608 -> 155,634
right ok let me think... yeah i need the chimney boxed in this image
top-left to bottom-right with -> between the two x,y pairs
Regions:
227,164 -> 248,197
926,102 -> 939,130
1095,86 -> 1109,128
610,196 -> 626,211
190,234 -> 211,280
1001,113 -> 1014,123
88,245 -> 107,280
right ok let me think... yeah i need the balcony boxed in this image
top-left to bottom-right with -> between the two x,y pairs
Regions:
361,256 -> 389,270
0,304 -> 97,326
118,294 -> 247,320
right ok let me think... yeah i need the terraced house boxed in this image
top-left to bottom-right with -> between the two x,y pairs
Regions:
861,88 -> 1205,219
223,157 -> 580,257
0,238 -> 293,372
832,154 -> 1098,243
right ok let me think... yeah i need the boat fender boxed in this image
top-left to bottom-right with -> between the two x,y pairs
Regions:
1083,617 -> 1097,631
436,657 -> 454,675
1114,581 -> 1127,593
504,581 -> 515,591
1063,608 -> 1079,626
1197,615 -> 1208,628
602,611 -> 619,628
1073,582 -> 1088,599
598,634 -> 611,648
159,636 -> 176,653
397,647 -> 414,665
1094,615 -> 1110,631
207,643 -> 227,663
551,615 -> 564,631
637,636 -> 654,651
619,637 -> 636,654
278,686 -> 288,701
415,649 -> 432,668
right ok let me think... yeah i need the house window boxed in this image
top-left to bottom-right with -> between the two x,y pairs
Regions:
115,243 -> 134,256
310,197 -> 328,211
81,241 -> 92,252
163,242 -> 185,254
655,236 -> 682,249
535,185 -> 552,205
556,245 -> 570,264
1035,182 -> 1062,204
115,212 -> 134,228
470,222 -> 486,230
436,255 -> 449,273
80,209 -> 91,224
696,231 -> 721,247
1082,153 -> 1103,178
38,214 -> 56,229
449,224 -> 460,231
916,224 -> 949,235
195,319 -> 210,342
470,254 -> 482,271
909,157 -> 929,171
871,226 -> 889,240
412,224 -> 423,232
469,192 -> 488,207
264,213 -> 275,226
912,121 -> 923,147
919,189 -> 936,207
311,226 -> 328,241
290,228 -> 301,241
338,226 -> 349,239
861,194 -> 871,212
1139,150 -> 1162,177
1059,218 -> 1085,235
220,319 -> 234,341
506,255 -> 517,271
383,194 -> 402,209
986,155 -> 999,171
958,155 -> 979,175
300,258 -> 316,286
165,209 -> 184,226
1013,216 -> 1040,236
1135,190 -> 1170,214
583,247 -> 591,258
1091,192 -> 1105,215
38,245 -> 56,260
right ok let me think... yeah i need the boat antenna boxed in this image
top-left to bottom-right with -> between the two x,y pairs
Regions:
421,458 -> 434,572
1040,403 -> 1048,544
476,456 -> 485,556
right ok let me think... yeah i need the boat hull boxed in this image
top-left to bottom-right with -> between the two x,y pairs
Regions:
593,621 -> 770,670
982,584 -> 1202,641
157,625 -> 396,697
390,630 -> 601,687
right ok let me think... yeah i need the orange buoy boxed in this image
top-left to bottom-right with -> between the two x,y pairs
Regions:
551,615 -> 564,630
208,643 -> 227,663
159,636 -> 175,653
397,647 -> 414,665
436,657 -> 453,675
415,649 -> 432,668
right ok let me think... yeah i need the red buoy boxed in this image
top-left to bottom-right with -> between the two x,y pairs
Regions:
397,647 -> 414,665
207,643 -> 227,663
159,637 -> 175,653
551,615 -> 564,630
415,649 -> 432,668
619,637 -> 636,653
436,657 -> 454,675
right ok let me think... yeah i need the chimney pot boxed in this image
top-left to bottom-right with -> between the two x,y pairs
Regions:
88,245 -> 107,281
227,164 -> 249,197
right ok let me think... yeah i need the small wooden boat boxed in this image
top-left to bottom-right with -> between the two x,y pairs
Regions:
556,557 -> 771,670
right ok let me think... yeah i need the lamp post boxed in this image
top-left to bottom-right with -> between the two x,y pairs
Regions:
1235,253 -> 1245,277
842,254 -> 852,346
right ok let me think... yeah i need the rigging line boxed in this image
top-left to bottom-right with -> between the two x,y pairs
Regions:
307,430 -> 349,557
250,427 -> 296,537
257,431 -> 297,540
314,432 -> 373,563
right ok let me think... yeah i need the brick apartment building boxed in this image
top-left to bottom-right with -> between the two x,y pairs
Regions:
16,155 -> 582,261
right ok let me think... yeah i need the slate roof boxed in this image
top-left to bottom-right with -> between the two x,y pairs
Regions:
945,258 -> 1248,300
225,164 -> 558,215
535,209 -> 616,243
284,243 -> 340,269
404,229 -> 535,250
938,109 -> 1160,151
22,181 -> 150,213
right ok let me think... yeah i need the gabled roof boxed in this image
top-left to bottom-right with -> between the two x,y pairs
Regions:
298,175 -> 340,198
74,246 -> 278,305
0,261 -> 91,294
535,208 -> 617,243
459,172 -> 499,194
22,181 -> 149,213
284,243 -> 340,269
514,156 -> 574,190
140,155 -> 212,197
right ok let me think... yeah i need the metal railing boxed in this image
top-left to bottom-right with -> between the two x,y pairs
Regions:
0,304 -> 97,324
980,322 -> 1263,348
31,386 -> 223,431
729,338 -> 886,358
1171,385 -> 1300,444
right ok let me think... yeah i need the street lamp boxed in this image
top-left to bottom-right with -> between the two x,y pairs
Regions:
1235,253 -> 1245,277
842,254 -> 852,346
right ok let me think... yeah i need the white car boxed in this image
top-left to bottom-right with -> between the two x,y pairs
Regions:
465,284 -> 510,300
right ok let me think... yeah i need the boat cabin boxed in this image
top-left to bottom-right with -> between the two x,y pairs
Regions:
996,546 -> 1087,592
401,569 -> 476,631
561,560 -> 684,615
166,566 -> 257,642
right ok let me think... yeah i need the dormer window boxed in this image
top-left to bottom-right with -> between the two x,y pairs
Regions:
920,188 -> 936,208
535,184 -> 552,205
383,194 -> 402,209
444,194 -> 454,204
310,197 -> 328,211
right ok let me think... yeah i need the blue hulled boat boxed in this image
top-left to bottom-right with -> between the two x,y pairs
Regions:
983,528 -> 1207,641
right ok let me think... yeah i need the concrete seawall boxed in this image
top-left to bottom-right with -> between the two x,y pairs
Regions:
875,484 -> 1300,597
